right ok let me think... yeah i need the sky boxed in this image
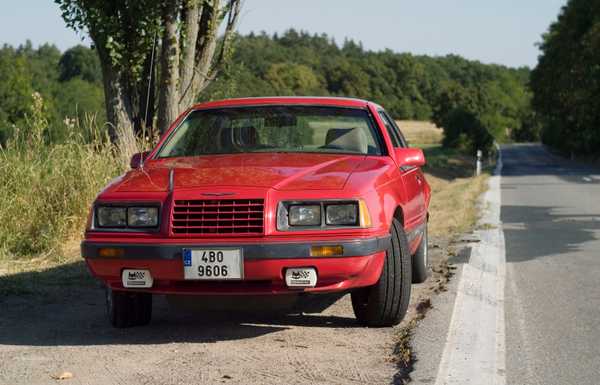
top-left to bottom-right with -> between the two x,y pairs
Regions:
0,0 -> 567,68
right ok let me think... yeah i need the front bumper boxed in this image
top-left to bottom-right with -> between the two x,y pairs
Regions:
82,236 -> 390,294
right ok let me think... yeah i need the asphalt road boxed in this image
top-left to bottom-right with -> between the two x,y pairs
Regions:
502,144 -> 600,385
411,143 -> 600,385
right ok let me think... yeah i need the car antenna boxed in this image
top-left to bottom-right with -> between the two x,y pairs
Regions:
141,30 -> 158,171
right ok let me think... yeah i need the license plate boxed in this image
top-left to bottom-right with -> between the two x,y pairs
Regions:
182,248 -> 243,280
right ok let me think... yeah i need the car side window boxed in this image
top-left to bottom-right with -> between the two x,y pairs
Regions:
378,110 -> 404,148
386,113 -> 409,147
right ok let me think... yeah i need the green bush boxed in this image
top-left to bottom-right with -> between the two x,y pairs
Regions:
441,108 -> 495,156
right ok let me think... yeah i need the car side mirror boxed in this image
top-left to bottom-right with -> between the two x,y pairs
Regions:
130,151 -> 151,169
394,148 -> 425,168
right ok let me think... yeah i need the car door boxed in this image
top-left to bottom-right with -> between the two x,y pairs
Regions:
378,110 -> 426,228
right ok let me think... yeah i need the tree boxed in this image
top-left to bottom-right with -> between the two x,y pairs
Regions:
53,78 -> 105,122
530,0 -> 600,155
202,29 -> 532,138
17,42 -> 62,96
59,45 -> 102,83
56,0 -> 242,142
264,63 -> 323,95
0,50 -> 34,142
441,108 -> 494,156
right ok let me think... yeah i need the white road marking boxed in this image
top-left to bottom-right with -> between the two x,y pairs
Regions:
434,147 -> 506,385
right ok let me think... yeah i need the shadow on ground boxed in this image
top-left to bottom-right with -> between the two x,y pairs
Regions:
501,143 -> 600,183
0,262 -> 356,347
501,205 -> 600,262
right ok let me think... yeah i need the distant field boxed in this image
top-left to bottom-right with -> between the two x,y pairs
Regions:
397,120 -> 444,146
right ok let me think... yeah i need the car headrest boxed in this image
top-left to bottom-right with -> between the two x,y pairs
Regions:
237,126 -> 257,146
325,128 -> 368,154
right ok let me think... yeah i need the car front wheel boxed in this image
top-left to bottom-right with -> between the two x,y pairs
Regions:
351,218 -> 412,327
106,287 -> 152,328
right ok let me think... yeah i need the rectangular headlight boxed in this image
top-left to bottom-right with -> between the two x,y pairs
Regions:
96,207 -> 127,227
326,203 -> 358,226
289,205 -> 321,226
127,207 -> 158,227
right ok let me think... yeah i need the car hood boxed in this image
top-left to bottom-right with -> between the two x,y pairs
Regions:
111,153 -> 366,192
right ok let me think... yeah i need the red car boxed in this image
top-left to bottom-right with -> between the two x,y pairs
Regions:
82,97 -> 431,328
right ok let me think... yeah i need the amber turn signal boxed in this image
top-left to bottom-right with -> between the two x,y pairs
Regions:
98,247 -> 125,258
358,200 -> 372,228
310,245 -> 343,257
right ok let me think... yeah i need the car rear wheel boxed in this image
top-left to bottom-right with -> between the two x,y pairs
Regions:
106,287 -> 152,328
351,218 -> 412,327
412,223 -> 429,283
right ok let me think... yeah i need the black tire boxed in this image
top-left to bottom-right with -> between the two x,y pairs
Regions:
412,223 -> 429,283
106,287 -> 152,328
351,218 -> 412,327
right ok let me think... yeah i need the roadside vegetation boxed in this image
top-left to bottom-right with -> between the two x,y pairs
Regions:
0,95 -> 124,262
402,121 -> 490,240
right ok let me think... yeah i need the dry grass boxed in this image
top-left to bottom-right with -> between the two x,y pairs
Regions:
405,125 -> 491,239
427,173 -> 488,239
397,120 -> 444,145
0,135 -> 124,260
418,143 -> 491,239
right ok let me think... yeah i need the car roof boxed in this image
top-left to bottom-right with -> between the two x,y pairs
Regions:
191,96 -> 375,110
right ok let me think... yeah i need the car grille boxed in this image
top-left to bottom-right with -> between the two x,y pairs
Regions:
172,199 -> 264,236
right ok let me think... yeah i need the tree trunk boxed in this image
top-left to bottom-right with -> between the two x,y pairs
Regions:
191,0 -> 220,101
179,1 -> 201,111
157,0 -> 181,134
89,23 -> 137,150
100,58 -> 134,143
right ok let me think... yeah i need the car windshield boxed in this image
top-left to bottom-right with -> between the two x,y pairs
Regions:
155,106 -> 383,158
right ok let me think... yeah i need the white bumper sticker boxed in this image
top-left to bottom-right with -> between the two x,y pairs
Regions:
285,268 -> 317,288
122,269 -> 153,288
